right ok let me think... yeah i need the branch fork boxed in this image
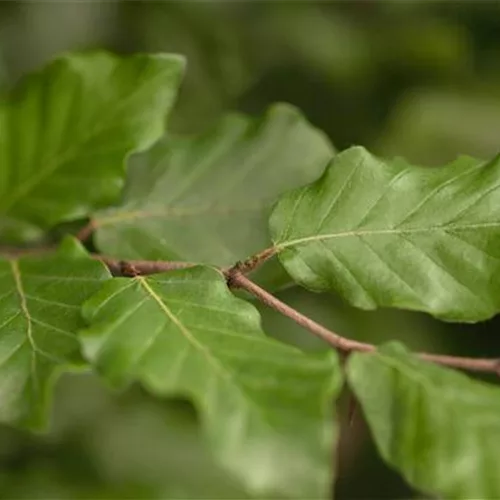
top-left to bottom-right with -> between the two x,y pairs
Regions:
96,251 -> 500,377
3,224 -> 500,377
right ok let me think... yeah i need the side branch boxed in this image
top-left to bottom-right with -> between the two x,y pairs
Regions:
229,270 -> 500,376
76,221 -> 95,242
94,255 -> 196,275
233,247 -> 278,274
11,244 -> 497,377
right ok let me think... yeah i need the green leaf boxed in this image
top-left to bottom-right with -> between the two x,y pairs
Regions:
0,238 -> 110,428
347,343 -> 500,499
270,146 -> 500,321
92,104 -> 333,268
0,51 -> 185,241
80,266 -> 341,499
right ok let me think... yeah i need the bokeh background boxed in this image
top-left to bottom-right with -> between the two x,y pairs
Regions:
1,1 -> 500,498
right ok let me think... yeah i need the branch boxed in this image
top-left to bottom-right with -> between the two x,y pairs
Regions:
4,241 -> 499,377
228,269 -> 371,352
418,352 -> 500,374
94,255 -> 197,276
232,247 -> 278,274
95,246 -> 278,279
76,220 -> 95,242
228,270 -> 500,376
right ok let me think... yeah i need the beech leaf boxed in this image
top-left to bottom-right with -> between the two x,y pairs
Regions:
92,104 -> 333,267
270,146 -> 500,321
347,343 -> 500,499
0,238 -> 110,427
80,266 -> 341,499
0,51 -> 184,241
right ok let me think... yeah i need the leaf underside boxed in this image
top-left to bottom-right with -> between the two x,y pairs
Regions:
80,265 -> 341,499
0,239 -> 110,427
348,343 -> 500,499
0,51 -> 185,242
271,146 -> 500,321
92,103 -> 334,270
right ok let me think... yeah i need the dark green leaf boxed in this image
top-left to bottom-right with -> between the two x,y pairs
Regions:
0,238 -> 110,427
92,104 -> 333,268
80,266 -> 340,498
347,343 -> 500,499
270,146 -> 500,321
0,51 -> 184,241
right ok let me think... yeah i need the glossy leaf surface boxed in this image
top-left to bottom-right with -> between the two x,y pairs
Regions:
0,51 -> 184,241
93,104 -> 333,267
0,239 -> 110,427
271,146 -> 500,321
81,265 -> 341,498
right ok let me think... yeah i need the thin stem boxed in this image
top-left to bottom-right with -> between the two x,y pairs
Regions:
76,220 -> 95,242
233,246 -> 278,275
229,270 -> 500,376
229,270 -> 372,352
418,352 -> 500,374
3,241 -> 499,377
94,255 -> 197,275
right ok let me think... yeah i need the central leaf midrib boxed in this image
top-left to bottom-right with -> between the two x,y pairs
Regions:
0,124 -> 106,215
138,276 -> 282,434
9,259 -> 39,398
94,203 -> 263,228
277,221 -> 500,249
0,63 -> 171,215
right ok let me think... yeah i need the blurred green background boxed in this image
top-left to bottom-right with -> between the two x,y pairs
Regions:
1,1 -> 500,498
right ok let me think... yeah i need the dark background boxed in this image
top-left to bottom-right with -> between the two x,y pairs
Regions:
0,1 -> 499,498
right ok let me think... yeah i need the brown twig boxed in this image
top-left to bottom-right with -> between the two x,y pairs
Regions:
0,246 -> 52,258
94,255 -> 196,276
232,247 -> 278,275
418,352 -> 500,374
76,220 -> 95,242
229,269 -> 372,352
3,239 -> 500,377
228,270 -> 500,376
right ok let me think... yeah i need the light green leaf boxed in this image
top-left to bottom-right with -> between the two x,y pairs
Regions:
0,51 -> 185,241
0,238 -> 110,428
92,104 -> 333,268
347,343 -> 500,499
80,266 -> 341,499
270,146 -> 500,321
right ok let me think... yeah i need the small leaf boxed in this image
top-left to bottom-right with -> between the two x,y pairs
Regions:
347,343 -> 500,499
92,104 -> 333,268
270,146 -> 500,321
80,266 -> 341,499
0,51 -> 185,241
0,238 -> 110,427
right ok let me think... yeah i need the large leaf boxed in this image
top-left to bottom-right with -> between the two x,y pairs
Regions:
0,238 -> 110,427
0,51 -> 184,242
80,266 -> 340,499
270,146 -> 500,321
92,103 -> 333,268
347,343 -> 500,499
